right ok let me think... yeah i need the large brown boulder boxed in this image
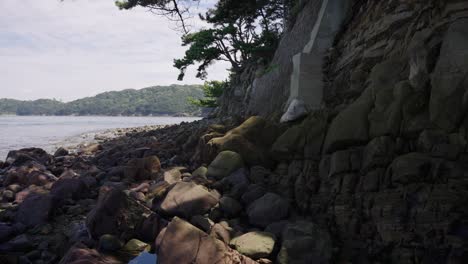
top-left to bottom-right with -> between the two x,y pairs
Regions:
156,217 -> 257,264
158,182 -> 220,218
86,188 -> 153,239
58,243 -> 123,264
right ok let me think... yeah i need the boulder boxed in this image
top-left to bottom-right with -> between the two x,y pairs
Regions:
15,193 -> 54,228
86,188 -> 152,239
207,151 -> 244,180
163,167 -> 182,184
58,243 -> 123,264
192,166 -> 208,178
247,193 -> 289,227
241,185 -> 266,205
5,148 -> 51,166
323,88 -> 373,153
229,231 -> 276,259
277,221 -> 332,264
98,234 -> 123,252
124,156 -> 161,181
136,213 -> 168,243
272,112 -> 327,159
54,147 -> 69,157
430,19 -> 468,132
50,178 -> 88,202
156,217 -> 257,264
158,182 -> 220,218
207,116 -> 282,166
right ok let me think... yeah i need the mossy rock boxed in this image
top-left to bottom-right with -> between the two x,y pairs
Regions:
207,151 -> 244,180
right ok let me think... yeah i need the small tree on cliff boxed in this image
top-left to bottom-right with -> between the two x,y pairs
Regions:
188,80 -> 227,107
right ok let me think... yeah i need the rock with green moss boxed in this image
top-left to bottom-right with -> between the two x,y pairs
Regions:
208,116 -> 283,166
122,239 -> 150,254
207,151 -> 244,180
229,231 -> 276,259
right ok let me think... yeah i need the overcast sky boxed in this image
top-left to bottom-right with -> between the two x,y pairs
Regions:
0,0 -> 228,101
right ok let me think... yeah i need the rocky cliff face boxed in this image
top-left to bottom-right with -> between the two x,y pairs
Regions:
218,0 -> 468,262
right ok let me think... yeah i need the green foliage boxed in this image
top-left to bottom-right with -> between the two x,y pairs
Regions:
0,85 -> 204,116
188,80 -> 226,107
175,0 -> 285,80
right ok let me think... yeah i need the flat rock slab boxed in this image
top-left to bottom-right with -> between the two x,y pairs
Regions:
159,182 -> 220,218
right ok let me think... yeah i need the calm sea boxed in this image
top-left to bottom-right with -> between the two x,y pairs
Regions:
0,115 -> 201,161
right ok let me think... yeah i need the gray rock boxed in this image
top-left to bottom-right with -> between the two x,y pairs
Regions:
229,231 -> 276,259
247,193 -> 289,227
207,151 -> 244,180
323,88 -> 373,153
159,182 -> 220,218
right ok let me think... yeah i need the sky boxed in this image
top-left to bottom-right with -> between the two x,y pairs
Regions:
0,0 -> 228,101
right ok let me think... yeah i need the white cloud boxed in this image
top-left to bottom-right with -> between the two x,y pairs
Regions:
0,0 -> 229,101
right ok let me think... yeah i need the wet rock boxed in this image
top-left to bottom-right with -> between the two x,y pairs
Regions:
247,193 -> 289,227
207,151 -> 244,180
15,193 -> 54,228
229,231 -> 276,259
277,221 -> 332,264
158,182 -> 220,218
156,217 -> 257,264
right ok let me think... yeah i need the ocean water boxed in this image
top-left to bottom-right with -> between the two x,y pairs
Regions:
0,115 -> 201,161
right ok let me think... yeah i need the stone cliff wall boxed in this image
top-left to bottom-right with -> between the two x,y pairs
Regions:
264,0 -> 468,262
216,0 -> 468,262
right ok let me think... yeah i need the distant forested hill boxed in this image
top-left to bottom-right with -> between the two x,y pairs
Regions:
0,85 -> 204,116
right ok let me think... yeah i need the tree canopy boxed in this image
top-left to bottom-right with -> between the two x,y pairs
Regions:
116,0 -> 288,80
